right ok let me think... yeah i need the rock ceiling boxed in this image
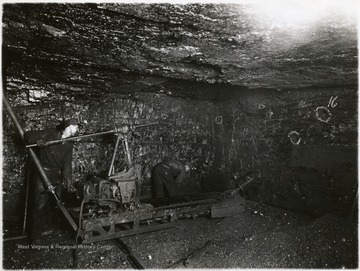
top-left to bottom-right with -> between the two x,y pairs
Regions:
2,3 -> 358,96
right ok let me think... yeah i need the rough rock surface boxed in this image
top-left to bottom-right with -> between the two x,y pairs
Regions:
2,3 -> 358,218
3,3 -> 357,91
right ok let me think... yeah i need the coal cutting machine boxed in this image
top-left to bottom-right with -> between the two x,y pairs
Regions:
67,123 -> 244,244
67,123 -> 170,244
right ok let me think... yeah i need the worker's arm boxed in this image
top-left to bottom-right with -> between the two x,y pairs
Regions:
24,129 -> 60,146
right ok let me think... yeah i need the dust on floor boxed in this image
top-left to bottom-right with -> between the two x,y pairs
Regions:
2,201 -> 358,269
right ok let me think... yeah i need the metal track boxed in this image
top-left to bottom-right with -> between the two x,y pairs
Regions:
112,239 -> 144,269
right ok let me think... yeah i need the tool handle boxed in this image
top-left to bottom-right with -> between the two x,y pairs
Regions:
25,129 -> 116,148
26,122 -> 158,148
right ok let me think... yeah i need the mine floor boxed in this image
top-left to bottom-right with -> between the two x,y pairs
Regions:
3,201 -> 358,269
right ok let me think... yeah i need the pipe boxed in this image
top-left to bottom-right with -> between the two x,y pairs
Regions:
3,96 -> 51,188
25,122 -> 158,148
123,136 -> 133,168
3,95 -> 78,232
26,129 -> 116,148
108,134 -> 122,176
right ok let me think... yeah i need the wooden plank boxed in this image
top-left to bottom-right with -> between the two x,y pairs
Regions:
211,196 -> 246,218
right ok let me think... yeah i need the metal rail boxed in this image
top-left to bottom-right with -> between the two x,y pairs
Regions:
166,240 -> 213,268
112,239 -> 144,269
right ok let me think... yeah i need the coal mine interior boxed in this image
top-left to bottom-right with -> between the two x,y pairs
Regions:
2,2 -> 358,269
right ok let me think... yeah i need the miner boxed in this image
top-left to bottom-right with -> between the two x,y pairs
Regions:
24,118 -> 79,242
152,159 -> 192,198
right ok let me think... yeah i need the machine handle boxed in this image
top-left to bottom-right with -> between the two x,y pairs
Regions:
25,122 -> 158,148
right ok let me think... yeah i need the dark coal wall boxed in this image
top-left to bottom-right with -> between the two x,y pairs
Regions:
2,3 -> 358,219
3,89 -> 215,219
213,86 -> 357,215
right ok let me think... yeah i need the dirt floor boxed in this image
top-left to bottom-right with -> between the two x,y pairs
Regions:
2,200 -> 358,269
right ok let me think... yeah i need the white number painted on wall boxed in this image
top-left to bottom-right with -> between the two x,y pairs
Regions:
258,102 -> 266,109
328,96 -> 338,108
